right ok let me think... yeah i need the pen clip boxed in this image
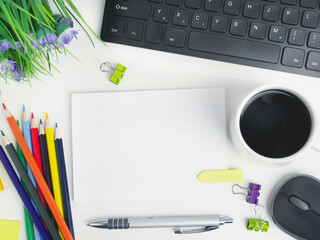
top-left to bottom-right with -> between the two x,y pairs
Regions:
174,226 -> 219,234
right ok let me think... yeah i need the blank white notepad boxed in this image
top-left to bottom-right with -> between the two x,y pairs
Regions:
72,89 -> 227,202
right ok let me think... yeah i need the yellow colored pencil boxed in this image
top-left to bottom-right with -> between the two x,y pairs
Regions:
45,113 -> 64,237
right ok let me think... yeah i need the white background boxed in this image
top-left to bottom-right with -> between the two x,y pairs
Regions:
0,0 -> 320,239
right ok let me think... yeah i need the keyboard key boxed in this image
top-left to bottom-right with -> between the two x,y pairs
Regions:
148,0 -> 163,2
211,16 -> 228,32
306,51 -> 320,71
153,6 -> 170,23
288,29 -> 306,46
204,0 -> 222,12
185,0 -> 202,9
224,0 -> 241,15
269,26 -> 286,42
230,19 -> 247,36
249,22 -> 267,39
280,0 -> 297,5
282,8 -> 300,25
164,28 -> 186,47
172,10 -> 190,26
308,32 -> 320,49
282,47 -> 305,68
243,2 -> 261,19
126,22 -> 143,40
300,0 -> 318,8
166,0 -> 182,6
301,11 -> 319,29
111,0 -> 151,20
188,32 -> 281,63
262,5 -> 280,22
192,13 -> 209,29
106,18 -> 124,37
145,24 -> 162,43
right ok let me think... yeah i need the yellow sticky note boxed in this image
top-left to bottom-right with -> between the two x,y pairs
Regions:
0,220 -> 20,240
197,169 -> 243,183
0,178 -> 3,191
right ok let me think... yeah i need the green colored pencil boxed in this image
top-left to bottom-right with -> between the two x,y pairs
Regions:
17,120 -> 35,240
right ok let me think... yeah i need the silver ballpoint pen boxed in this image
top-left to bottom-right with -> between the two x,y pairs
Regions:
87,215 -> 233,234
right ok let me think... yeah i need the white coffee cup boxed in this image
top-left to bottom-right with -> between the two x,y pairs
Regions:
230,84 -> 318,165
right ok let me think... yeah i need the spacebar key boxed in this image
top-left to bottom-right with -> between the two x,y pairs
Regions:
188,32 -> 280,63
111,0 -> 151,20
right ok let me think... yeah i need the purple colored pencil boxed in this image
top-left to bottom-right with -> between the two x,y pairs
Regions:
0,146 -> 51,240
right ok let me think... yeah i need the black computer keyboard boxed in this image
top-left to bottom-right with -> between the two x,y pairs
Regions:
100,0 -> 320,78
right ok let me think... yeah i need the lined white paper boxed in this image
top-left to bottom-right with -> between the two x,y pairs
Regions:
72,89 -> 227,202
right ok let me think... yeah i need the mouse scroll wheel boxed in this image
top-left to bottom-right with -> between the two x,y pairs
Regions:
289,196 -> 310,211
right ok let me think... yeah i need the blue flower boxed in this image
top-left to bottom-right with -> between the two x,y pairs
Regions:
56,23 -> 78,47
0,60 -> 16,77
12,65 -> 25,81
0,40 -> 13,54
54,14 -> 74,28
36,28 -> 57,48
15,41 -> 23,51
0,37 -> 25,54
0,60 -> 25,81
59,17 -> 74,28
29,34 -> 39,50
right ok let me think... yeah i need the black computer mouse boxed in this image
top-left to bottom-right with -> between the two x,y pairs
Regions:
272,175 -> 320,240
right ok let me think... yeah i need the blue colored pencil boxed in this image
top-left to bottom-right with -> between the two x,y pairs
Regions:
22,105 -> 42,240
0,146 -> 51,240
55,124 -> 75,238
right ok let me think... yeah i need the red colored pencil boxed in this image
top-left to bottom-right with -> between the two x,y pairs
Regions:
30,113 -> 46,207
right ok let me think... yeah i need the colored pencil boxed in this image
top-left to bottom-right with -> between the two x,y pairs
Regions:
2,132 -> 62,240
3,104 -> 74,240
17,120 -> 35,240
0,145 -> 51,240
45,114 -> 64,220
55,124 -> 74,238
39,120 -> 54,195
30,113 -> 46,206
39,119 -> 55,225
22,106 -> 42,240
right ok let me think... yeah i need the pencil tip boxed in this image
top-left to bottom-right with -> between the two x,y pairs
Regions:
23,104 -> 26,112
17,120 -> 19,126
55,123 -> 58,128
1,130 -> 4,136
2,103 -> 6,110
31,112 -> 34,119
46,112 -> 49,119
40,119 -> 43,124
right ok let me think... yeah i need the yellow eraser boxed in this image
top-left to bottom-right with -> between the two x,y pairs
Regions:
197,169 -> 243,183
0,178 -> 4,191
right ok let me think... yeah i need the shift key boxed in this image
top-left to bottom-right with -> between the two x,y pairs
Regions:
111,0 -> 151,20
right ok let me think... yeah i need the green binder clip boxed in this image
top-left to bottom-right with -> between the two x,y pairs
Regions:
247,205 -> 269,232
247,219 -> 269,232
100,62 -> 127,85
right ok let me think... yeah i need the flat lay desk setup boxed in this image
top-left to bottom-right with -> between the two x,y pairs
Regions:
1,0 -> 320,240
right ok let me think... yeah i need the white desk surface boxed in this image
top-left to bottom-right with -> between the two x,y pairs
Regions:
0,1 -> 320,239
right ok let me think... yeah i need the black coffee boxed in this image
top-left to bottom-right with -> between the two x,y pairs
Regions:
240,90 -> 312,158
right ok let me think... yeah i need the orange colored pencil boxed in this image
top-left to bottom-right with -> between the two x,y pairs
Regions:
3,103 -> 74,240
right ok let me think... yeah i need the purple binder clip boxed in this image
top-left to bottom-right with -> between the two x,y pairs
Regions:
247,183 -> 261,205
232,183 -> 261,205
